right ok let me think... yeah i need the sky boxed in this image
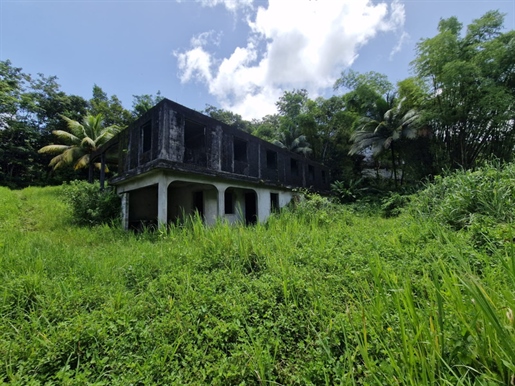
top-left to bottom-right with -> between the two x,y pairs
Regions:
1,0 -> 514,120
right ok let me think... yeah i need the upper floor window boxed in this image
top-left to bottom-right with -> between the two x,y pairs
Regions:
141,121 -> 152,153
266,150 -> 277,169
290,158 -> 299,176
308,165 -> 315,181
184,120 -> 205,150
233,138 -> 248,162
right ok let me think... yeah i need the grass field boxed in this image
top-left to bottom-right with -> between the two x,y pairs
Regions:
1,166 -> 514,385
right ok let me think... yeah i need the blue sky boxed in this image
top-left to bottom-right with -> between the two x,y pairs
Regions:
1,0 -> 514,119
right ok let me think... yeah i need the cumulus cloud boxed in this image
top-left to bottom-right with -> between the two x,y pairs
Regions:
175,0 -> 406,119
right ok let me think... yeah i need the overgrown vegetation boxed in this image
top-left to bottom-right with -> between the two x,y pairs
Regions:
1,163 -> 514,384
62,180 -> 121,226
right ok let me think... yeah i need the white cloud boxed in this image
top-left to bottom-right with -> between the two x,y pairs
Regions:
176,0 -> 406,119
390,30 -> 409,60
190,30 -> 223,48
177,0 -> 253,12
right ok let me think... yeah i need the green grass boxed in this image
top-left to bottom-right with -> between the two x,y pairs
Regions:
1,173 -> 514,384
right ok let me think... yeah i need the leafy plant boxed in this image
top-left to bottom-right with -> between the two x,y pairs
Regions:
331,178 -> 365,203
381,192 -> 410,218
62,180 -> 120,226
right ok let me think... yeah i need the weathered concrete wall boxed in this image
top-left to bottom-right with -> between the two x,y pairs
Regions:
115,98 -> 330,192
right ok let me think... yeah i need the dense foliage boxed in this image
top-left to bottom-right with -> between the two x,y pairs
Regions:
62,180 -> 121,226
1,163 -> 514,384
0,61 -> 161,188
2,11 -> 513,190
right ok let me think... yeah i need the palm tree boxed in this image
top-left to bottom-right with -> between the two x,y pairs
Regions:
349,95 -> 420,187
273,123 -> 312,157
39,113 -> 122,179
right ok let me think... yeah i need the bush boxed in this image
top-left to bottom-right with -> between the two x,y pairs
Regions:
381,192 -> 410,218
62,180 -> 121,226
409,162 -> 515,229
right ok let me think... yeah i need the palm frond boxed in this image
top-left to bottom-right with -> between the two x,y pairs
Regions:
59,114 -> 85,138
93,162 -> 110,172
81,136 -> 96,150
51,130 -> 80,145
95,124 -> 123,145
75,154 -> 90,170
38,144 -> 70,155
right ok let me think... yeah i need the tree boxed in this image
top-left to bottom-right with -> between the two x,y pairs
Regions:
273,123 -> 312,157
272,89 -> 313,156
349,95 -> 421,187
38,114 -> 122,181
250,114 -> 281,142
132,92 -> 164,119
89,84 -> 132,127
203,104 -> 252,133
413,11 -> 515,170
0,60 -> 90,188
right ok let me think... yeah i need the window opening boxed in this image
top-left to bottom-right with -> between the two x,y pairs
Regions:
308,165 -> 315,181
192,191 -> 204,217
225,190 -> 235,214
233,138 -> 248,162
184,120 -> 205,150
322,170 -> 326,184
141,121 -> 152,153
266,150 -> 277,169
290,158 -> 299,176
270,193 -> 280,213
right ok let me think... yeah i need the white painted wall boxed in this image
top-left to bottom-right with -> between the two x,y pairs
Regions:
115,170 -> 296,229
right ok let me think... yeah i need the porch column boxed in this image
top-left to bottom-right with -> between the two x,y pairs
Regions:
217,186 -> 226,219
256,189 -> 269,223
120,192 -> 129,230
157,179 -> 168,228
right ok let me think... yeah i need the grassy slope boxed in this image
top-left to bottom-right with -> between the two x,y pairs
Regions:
0,185 -> 514,385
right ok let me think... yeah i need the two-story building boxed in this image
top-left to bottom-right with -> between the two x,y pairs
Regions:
94,98 -> 330,230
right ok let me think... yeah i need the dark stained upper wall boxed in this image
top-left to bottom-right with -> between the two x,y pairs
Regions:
109,98 -> 330,191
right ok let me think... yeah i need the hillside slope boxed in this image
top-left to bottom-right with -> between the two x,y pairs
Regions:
0,180 -> 514,385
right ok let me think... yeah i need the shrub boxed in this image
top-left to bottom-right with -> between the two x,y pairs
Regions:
409,162 -> 515,229
381,192 -> 410,218
330,178 -> 364,203
62,180 -> 121,226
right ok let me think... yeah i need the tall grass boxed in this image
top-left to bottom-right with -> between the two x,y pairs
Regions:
1,166 -> 514,384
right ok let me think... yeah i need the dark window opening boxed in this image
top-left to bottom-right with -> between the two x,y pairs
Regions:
266,150 -> 277,169
225,190 -> 235,214
192,191 -> 204,217
233,138 -> 247,162
141,121 -> 152,153
184,120 -> 205,150
290,158 -> 299,176
245,191 -> 257,225
270,193 -> 279,213
308,165 -> 315,181
322,170 -> 326,184
184,120 -> 206,166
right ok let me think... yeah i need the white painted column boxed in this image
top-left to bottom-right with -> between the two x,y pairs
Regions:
256,189 -> 269,223
120,192 -> 129,230
217,185 -> 226,220
157,178 -> 168,228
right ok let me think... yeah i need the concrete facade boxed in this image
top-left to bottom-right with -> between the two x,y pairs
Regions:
94,98 -> 329,230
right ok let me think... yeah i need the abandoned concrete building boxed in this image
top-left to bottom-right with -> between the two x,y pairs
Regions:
94,98 -> 330,230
